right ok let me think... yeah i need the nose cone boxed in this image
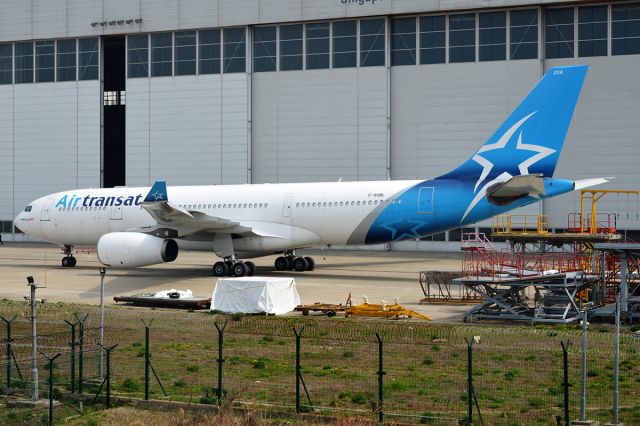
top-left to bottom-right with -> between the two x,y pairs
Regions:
14,211 -> 29,234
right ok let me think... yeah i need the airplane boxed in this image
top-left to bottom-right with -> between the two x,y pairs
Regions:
14,65 -> 609,277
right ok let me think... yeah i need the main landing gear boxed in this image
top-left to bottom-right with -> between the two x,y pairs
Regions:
212,257 -> 257,278
61,245 -> 77,268
274,250 -> 315,272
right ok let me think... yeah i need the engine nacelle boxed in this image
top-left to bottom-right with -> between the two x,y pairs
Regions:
97,232 -> 178,268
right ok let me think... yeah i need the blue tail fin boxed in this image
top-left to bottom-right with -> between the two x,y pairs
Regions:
439,65 -> 588,183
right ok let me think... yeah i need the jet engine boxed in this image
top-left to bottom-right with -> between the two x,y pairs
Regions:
96,232 -> 178,268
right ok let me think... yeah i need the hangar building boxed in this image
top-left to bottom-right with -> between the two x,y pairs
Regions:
2,0 -> 639,250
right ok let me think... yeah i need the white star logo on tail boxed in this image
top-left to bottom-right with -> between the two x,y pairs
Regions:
461,111 -> 556,222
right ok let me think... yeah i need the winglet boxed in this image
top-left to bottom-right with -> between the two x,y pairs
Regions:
143,181 -> 168,203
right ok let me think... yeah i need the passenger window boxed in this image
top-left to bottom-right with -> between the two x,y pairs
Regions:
329,202 -> 332,207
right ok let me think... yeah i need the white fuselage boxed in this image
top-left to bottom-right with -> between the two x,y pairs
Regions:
16,180 -> 421,255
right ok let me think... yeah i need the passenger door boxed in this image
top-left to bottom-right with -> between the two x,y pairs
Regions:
417,187 -> 434,214
40,197 -> 55,221
283,196 -> 293,218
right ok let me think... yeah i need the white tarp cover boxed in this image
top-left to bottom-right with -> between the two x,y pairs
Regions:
211,277 -> 300,315
153,289 -> 193,299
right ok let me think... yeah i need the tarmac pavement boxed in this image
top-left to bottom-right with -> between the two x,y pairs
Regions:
0,243 -> 471,322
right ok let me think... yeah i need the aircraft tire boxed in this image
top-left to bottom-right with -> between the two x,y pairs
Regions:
213,261 -> 228,277
293,257 -> 308,272
304,256 -> 315,271
245,261 -> 256,276
275,256 -> 288,271
232,262 -> 248,277
61,257 -> 69,268
69,256 -> 77,267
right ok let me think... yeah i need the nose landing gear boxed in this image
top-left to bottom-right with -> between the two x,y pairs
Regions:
61,245 -> 77,268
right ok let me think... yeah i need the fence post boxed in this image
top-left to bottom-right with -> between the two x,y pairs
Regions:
466,337 -> 473,425
465,337 -> 483,426
292,325 -> 313,414
64,318 -> 79,393
214,320 -> 228,403
105,344 -> 117,407
1,316 -> 17,390
142,319 -> 152,400
580,304 -> 592,421
293,326 -> 304,414
613,285 -> 621,425
74,313 -> 89,394
92,344 -> 118,407
375,332 -> 385,425
140,319 -> 165,401
560,340 -> 570,426
41,352 -> 61,426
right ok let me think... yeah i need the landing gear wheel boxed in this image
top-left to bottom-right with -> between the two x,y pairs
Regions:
61,257 -> 70,268
69,256 -> 77,267
213,261 -> 228,277
304,256 -> 315,271
232,262 -> 248,277
275,256 -> 288,271
245,261 -> 256,276
293,257 -> 309,272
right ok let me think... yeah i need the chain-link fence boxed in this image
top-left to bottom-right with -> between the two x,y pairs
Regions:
1,302 -> 639,425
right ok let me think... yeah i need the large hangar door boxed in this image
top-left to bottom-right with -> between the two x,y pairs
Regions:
103,36 -> 126,188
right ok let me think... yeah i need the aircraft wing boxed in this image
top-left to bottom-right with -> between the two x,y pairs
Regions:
139,181 -> 284,238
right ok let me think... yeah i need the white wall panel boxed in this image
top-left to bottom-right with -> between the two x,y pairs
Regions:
258,0 -> 302,24
32,0 -> 67,40
67,0 -> 103,37
0,87 -> 14,219
221,74 -> 249,184
546,56 -> 640,231
178,0 -> 220,30
103,0 -> 142,24
12,83 -> 100,217
127,75 -> 249,186
219,0 -> 260,27
252,67 -> 387,183
77,82 -> 101,188
126,78 -> 151,186
141,0 -> 179,33
0,1 -> 32,42
390,60 -> 541,180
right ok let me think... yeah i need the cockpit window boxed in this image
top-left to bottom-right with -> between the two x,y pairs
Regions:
24,206 -> 32,212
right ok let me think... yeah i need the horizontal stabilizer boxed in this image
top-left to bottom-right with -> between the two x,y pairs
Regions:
486,174 -> 545,206
574,177 -> 614,190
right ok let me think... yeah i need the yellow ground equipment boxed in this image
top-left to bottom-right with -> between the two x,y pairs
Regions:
345,297 -> 432,321
295,294 -> 432,320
